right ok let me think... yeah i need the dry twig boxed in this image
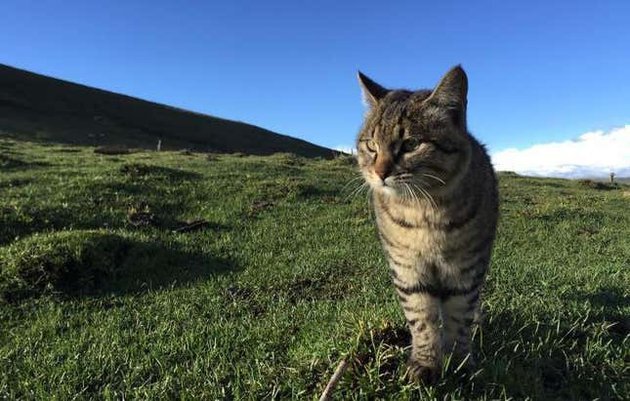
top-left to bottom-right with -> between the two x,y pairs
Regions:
318,357 -> 349,401
172,219 -> 210,233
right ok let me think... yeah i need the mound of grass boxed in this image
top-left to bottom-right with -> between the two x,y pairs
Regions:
0,230 -> 231,302
1,230 -> 133,301
577,178 -> 618,190
0,231 -> 174,301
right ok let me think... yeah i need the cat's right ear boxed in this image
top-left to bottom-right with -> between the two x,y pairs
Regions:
358,71 -> 388,107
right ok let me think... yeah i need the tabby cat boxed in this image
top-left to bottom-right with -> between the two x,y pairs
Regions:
355,66 -> 499,384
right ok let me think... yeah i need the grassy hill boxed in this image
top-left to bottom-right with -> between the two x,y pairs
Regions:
1,138 -> 628,400
0,64 -> 333,157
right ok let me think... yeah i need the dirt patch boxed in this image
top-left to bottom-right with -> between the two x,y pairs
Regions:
247,200 -> 275,218
94,145 -> 132,155
272,261 -> 362,304
576,226 -> 599,236
224,285 -> 267,316
126,204 -> 157,227
577,179 -> 617,190
333,322 -> 410,395
278,275 -> 354,304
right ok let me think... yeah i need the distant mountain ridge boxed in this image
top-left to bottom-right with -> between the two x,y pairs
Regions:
0,64 -> 333,157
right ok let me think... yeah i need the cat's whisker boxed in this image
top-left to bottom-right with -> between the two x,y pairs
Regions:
354,183 -> 369,199
401,181 -> 418,205
408,183 -> 421,206
423,188 -> 439,211
398,181 -> 409,201
409,181 -> 438,211
342,175 -> 364,187
422,173 -> 446,186
399,183 -> 407,201
404,183 -> 415,204
398,179 -> 425,208
366,187 -> 374,212
340,176 -> 366,195
418,183 -> 439,211
344,181 -> 368,202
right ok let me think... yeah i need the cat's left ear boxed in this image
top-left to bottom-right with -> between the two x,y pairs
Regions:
428,65 -> 468,108
426,65 -> 468,126
357,71 -> 388,107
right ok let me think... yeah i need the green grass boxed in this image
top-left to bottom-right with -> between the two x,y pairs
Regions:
1,138 -> 628,400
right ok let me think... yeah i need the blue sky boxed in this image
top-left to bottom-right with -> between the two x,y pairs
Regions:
2,0 -> 629,175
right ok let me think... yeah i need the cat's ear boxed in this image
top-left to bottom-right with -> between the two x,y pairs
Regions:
426,65 -> 468,127
357,71 -> 388,107
427,65 -> 468,109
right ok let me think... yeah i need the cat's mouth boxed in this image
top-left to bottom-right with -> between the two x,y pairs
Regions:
376,179 -> 397,196
368,175 -> 409,196
370,173 -> 441,204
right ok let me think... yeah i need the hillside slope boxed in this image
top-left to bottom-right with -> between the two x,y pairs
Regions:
0,64 -> 333,157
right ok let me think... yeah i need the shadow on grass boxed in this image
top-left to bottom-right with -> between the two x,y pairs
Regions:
327,308 -> 625,400
223,259 -> 363,320
118,162 -> 202,180
0,153 -> 50,170
0,177 -> 33,189
564,286 -> 630,337
0,195 -> 220,245
574,286 -> 630,309
533,207 -> 604,223
1,230 -> 237,303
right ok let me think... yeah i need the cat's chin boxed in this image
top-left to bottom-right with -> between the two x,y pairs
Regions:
375,185 -> 400,198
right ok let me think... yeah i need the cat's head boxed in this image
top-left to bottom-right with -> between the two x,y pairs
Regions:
356,66 -> 472,199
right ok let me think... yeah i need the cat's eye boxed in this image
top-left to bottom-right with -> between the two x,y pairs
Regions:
400,137 -> 421,153
365,139 -> 378,152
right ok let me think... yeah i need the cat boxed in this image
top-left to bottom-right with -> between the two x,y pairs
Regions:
355,66 -> 499,384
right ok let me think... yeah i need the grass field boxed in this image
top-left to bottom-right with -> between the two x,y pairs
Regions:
1,138 -> 628,400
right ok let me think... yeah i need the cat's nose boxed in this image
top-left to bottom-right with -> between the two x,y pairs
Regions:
374,159 -> 393,180
375,168 -> 390,180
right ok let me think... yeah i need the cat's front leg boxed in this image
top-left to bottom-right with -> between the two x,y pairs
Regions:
441,291 -> 480,369
395,287 -> 442,384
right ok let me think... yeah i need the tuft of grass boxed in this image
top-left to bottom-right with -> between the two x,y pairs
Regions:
0,137 -> 628,400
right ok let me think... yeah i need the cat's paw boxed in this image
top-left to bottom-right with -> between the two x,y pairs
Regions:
405,358 -> 440,385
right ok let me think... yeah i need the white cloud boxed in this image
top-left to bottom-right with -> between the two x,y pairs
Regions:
491,125 -> 630,178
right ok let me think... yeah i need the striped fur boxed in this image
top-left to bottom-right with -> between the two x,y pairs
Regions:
356,66 -> 499,384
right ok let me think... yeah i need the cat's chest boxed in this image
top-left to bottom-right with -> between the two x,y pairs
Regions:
374,199 -> 449,257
